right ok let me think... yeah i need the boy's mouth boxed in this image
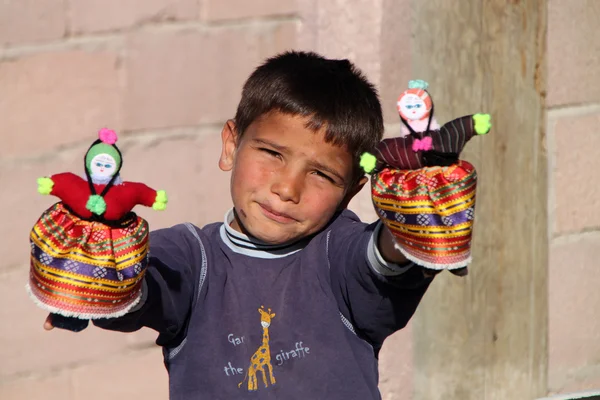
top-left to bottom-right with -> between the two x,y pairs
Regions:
258,203 -> 296,224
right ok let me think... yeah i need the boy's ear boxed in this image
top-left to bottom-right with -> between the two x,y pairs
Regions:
219,119 -> 238,172
338,175 -> 369,210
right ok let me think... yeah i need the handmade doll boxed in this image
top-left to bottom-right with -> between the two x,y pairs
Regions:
362,81 -> 491,273
28,128 -> 167,331
397,79 -> 440,137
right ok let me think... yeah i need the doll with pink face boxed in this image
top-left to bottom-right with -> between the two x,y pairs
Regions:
397,80 -> 440,137
361,80 -> 492,273
364,80 -> 492,171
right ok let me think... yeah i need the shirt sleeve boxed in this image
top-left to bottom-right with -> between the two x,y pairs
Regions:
93,223 -> 206,347
326,212 -> 433,348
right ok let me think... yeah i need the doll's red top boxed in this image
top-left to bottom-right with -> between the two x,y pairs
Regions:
50,172 -> 157,220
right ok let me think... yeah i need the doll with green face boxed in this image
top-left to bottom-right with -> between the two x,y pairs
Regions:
29,129 -> 167,331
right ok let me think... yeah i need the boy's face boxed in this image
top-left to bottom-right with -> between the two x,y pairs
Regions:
219,111 -> 366,245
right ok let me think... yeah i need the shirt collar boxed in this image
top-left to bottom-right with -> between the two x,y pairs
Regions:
219,209 -> 309,259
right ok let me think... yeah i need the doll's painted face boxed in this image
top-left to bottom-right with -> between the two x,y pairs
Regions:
398,93 -> 430,121
90,154 -> 117,178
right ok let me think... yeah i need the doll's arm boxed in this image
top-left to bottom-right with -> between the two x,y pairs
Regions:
360,137 -> 424,174
434,114 -> 491,154
37,173 -> 85,199
131,183 -> 168,211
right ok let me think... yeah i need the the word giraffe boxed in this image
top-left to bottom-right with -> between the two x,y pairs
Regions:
239,306 -> 276,391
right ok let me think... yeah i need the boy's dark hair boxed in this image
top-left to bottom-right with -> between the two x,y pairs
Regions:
234,51 -> 384,180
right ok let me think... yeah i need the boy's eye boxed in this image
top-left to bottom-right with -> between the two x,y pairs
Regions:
260,148 -> 281,158
96,162 -> 102,167
104,164 -> 112,168
313,171 -> 335,183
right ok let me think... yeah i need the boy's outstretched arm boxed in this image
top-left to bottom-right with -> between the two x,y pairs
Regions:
325,213 -> 435,349
377,225 -> 441,277
44,223 -> 205,347
377,225 -> 409,264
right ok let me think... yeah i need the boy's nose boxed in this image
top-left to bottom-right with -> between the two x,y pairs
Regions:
271,171 -> 302,204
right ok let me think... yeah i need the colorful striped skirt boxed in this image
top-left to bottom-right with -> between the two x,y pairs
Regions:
371,160 -> 477,270
28,202 -> 149,319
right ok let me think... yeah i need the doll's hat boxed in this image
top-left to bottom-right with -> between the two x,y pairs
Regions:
85,129 -> 122,173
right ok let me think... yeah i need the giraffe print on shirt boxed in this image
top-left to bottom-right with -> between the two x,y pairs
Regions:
238,306 -> 276,391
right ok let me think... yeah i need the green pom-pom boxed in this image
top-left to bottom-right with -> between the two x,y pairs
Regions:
473,113 -> 492,135
153,190 -> 168,210
360,152 -> 378,174
155,190 -> 168,203
86,195 -> 107,215
37,177 -> 54,195
408,79 -> 429,90
152,201 -> 167,211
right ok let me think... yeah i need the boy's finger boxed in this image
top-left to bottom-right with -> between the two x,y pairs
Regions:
449,267 -> 469,277
43,314 -> 54,331
422,268 -> 442,278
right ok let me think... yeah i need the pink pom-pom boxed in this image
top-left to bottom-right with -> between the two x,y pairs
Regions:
98,128 -> 117,145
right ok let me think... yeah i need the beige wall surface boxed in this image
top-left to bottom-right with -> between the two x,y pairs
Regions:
1,0 -> 598,399
546,0 -> 600,395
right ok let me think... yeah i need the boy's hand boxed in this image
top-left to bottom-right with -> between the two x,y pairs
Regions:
37,177 -> 54,195
370,161 -> 477,274
43,314 -> 54,330
42,314 -> 89,332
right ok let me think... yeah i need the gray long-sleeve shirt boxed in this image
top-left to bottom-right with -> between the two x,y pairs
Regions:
95,209 -> 432,399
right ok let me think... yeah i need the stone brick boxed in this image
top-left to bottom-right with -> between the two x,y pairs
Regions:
201,0 -> 297,21
258,20 -> 299,60
70,0 -> 199,34
0,269 -> 138,378
547,0 -> 600,106
123,23 -> 296,131
0,51 -> 122,158
548,235 -> 600,385
0,371 -> 72,399
296,0 -> 386,129
301,0 -> 383,82
552,113 -> 600,234
0,154 -> 82,271
378,324 -> 413,400
71,349 -> 168,399
0,0 -> 66,45
120,133 -> 231,229
379,0 -> 412,123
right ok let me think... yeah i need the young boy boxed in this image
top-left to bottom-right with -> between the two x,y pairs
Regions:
45,51 -> 435,399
